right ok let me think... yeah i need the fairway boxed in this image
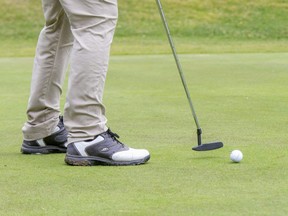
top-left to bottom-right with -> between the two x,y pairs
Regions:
1,53 -> 288,215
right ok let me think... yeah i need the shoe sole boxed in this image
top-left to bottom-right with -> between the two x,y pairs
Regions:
21,144 -> 66,154
65,154 -> 150,166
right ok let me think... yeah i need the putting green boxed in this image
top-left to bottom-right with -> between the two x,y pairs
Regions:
0,53 -> 287,215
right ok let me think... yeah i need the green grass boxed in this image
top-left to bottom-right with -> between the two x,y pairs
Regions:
1,53 -> 288,215
1,0 -> 288,56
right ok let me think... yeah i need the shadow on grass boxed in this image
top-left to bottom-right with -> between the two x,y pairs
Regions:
191,156 -> 221,160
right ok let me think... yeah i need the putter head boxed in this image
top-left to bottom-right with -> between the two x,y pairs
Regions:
192,142 -> 223,151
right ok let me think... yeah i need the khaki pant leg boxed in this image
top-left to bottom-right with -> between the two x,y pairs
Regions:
22,0 -> 73,140
60,0 -> 118,143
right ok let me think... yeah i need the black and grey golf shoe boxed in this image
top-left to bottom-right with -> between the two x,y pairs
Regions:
21,116 -> 68,154
65,129 -> 150,166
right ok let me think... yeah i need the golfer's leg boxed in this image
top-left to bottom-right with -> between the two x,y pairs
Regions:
60,0 -> 118,143
22,0 -> 73,140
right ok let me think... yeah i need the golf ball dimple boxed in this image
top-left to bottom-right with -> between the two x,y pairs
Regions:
230,150 -> 243,163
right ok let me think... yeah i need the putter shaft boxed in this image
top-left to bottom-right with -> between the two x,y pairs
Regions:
156,0 -> 201,130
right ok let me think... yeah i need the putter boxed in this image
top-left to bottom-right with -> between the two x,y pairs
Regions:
156,0 -> 223,151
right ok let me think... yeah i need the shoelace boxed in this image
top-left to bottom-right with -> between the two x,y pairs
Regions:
107,129 -> 120,139
58,116 -> 64,128
107,129 -> 125,147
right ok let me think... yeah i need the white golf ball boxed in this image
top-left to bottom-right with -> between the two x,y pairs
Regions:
230,150 -> 243,163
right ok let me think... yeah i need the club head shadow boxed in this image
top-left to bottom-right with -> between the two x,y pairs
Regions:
192,142 -> 223,151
